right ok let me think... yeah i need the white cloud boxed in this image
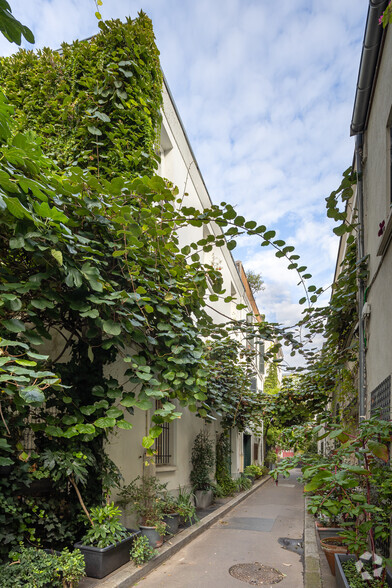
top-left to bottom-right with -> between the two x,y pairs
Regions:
0,0 -> 368,345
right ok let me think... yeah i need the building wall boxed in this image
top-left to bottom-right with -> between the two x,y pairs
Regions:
361,25 -> 392,415
104,80 -> 266,495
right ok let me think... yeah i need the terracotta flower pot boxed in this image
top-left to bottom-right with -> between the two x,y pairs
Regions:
320,536 -> 348,576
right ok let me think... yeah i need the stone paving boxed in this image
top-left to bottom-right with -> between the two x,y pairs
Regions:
134,470 -> 304,588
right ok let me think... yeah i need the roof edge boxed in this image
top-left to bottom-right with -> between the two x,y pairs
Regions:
350,0 -> 388,136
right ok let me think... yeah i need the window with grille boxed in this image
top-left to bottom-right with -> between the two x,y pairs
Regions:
155,401 -> 171,465
370,376 -> 391,421
259,342 -> 265,374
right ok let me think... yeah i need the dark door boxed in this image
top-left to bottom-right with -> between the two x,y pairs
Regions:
243,434 -> 252,468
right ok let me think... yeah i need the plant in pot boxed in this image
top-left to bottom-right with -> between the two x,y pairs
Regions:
161,491 -> 180,536
176,485 -> 198,527
119,475 -> 167,547
75,502 -> 139,579
190,430 -> 215,509
272,417 -> 392,584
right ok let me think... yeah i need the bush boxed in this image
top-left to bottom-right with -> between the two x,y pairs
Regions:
266,450 -> 277,464
0,546 -> 85,588
130,535 -> 157,566
244,464 -> 264,479
235,474 -> 252,492
190,431 -> 215,491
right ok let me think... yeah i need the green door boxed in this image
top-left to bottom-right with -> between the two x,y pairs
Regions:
243,434 -> 252,468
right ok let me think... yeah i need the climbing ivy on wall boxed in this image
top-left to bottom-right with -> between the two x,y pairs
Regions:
0,13 -> 163,178
204,338 -> 263,431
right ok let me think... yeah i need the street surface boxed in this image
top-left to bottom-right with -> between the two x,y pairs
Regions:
135,470 -> 304,587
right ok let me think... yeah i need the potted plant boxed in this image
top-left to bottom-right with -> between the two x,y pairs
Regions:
190,431 -> 215,509
272,417 -> 392,584
74,502 -> 139,579
335,553 -> 392,588
119,475 -> 167,547
176,485 -> 198,527
319,536 -> 348,575
161,491 -> 180,535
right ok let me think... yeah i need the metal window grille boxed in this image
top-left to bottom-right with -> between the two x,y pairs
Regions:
155,401 -> 171,465
370,376 -> 391,421
370,376 -> 391,558
23,405 -> 59,453
259,343 -> 265,374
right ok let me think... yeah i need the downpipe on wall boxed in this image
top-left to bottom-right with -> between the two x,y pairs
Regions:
355,133 -> 366,422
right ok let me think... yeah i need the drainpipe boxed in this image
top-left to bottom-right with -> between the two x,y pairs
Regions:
356,134 -> 366,422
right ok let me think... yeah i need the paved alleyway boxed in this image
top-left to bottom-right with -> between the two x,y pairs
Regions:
135,470 -> 304,588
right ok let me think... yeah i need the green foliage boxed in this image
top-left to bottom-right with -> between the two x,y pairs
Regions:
341,558 -> 387,588
380,2 -> 392,28
234,474 -> 252,492
119,475 -> 166,527
0,0 -> 34,46
190,431 -> 215,491
272,418 -> 392,569
0,458 -> 94,561
0,14 -> 162,178
130,535 -> 157,566
243,464 -> 264,479
215,431 -> 236,496
245,270 -> 264,293
0,546 -> 85,588
266,450 -> 277,465
82,503 -> 129,548
205,338 -> 262,431
53,548 -> 86,588
264,361 -> 279,395
176,486 -> 198,524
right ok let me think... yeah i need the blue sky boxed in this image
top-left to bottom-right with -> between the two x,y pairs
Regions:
1,0 -> 368,340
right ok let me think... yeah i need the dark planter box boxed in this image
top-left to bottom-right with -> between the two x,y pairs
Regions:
318,527 -> 343,540
335,554 -> 392,588
75,529 -> 140,579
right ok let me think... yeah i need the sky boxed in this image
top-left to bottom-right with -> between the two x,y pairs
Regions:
1,0 -> 369,339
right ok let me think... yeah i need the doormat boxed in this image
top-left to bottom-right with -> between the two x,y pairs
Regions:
229,563 -> 284,585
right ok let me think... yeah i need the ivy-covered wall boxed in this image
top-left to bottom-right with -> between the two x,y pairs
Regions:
0,13 -> 163,178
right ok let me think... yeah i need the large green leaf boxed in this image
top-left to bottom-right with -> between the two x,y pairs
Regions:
116,420 -> 133,430
102,320 -> 121,336
94,417 -> 116,428
2,318 -> 25,332
19,386 -> 45,404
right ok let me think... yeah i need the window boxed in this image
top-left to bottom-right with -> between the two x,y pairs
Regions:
259,342 -> 265,374
154,401 -> 171,465
370,376 -> 391,421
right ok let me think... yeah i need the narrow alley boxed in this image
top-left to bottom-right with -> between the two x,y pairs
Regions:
135,470 -> 304,588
